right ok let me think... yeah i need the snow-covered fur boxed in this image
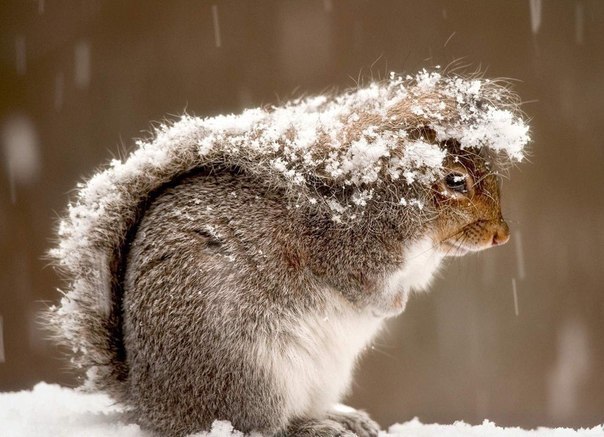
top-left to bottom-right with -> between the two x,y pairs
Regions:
46,70 -> 529,436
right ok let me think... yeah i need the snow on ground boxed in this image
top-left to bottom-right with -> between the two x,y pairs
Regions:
0,383 -> 143,437
0,384 -> 602,437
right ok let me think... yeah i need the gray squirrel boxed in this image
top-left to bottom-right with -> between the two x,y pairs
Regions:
47,70 -> 530,436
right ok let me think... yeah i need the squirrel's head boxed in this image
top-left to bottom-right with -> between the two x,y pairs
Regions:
428,142 -> 510,257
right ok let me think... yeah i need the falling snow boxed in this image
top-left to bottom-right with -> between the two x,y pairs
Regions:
514,231 -> 526,280
15,36 -> 26,75
1,114 -> 41,203
0,316 -> 5,363
512,278 -> 520,317
54,72 -> 64,111
547,318 -> 592,420
529,0 -> 542,35
575,2 -> 585,45
212,5 -> 222,48
74,40 -> 91,89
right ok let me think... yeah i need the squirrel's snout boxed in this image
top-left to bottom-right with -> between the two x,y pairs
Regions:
491,220 -> 510,247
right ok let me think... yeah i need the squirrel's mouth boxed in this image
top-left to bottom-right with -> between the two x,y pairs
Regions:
439,240 -> 471,257
440,239 -> 498,257
437,220 -> 510,257
436,227 -> 488,257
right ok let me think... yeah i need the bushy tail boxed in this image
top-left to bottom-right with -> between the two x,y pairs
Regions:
46,117 -> 214,396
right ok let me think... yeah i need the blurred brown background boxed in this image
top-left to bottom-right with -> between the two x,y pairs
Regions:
1,0 -> 603,430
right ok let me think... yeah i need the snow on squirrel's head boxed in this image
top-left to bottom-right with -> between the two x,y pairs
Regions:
197,71 -> 528,184
192,69 -> 530,253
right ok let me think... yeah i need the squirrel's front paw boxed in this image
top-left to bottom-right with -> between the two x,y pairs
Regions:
283,418 -> 357,436
328,408 -> 381,437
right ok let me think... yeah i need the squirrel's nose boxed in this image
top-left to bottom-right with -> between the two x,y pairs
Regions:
492,220 -> 510,246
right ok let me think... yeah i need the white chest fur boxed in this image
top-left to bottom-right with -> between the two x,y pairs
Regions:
393,237 -> 444,293
262,301 -> 383,420
375,236 -> 444,315
255,238 -> 442,422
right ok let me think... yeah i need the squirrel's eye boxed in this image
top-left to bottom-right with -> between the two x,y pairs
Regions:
444,173 -> 468,193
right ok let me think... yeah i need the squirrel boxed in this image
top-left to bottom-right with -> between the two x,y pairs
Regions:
46,70 -> 530,436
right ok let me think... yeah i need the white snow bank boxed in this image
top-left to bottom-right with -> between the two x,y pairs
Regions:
387,419 -> 603,437
1,384 -> 602,437
0,383 -> 143,437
